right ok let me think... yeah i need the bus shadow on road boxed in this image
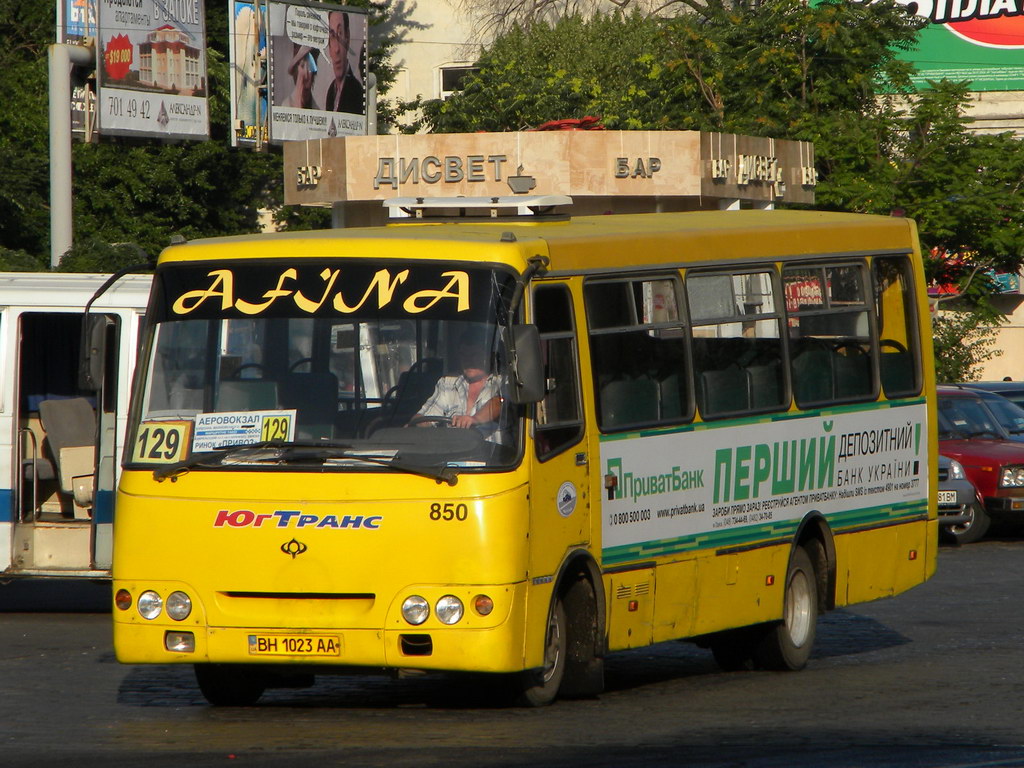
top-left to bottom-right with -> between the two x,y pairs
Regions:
115,610 -> 909,709
0,579 -> 110,613
812,608 -> 911,659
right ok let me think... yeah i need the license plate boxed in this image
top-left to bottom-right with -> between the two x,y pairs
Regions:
937,490 -> 958,505
248,633 -> 342,657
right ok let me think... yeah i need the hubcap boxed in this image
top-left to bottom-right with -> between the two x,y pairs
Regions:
541,611 -> 562,683
785,569 -> 813,648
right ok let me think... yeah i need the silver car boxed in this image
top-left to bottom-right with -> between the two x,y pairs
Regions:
938,454 -> 985,544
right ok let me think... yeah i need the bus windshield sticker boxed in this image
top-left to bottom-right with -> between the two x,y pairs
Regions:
132,420 -> 193,464
193,410 -> 296,452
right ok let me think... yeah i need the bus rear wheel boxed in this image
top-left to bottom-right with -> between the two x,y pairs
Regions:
753,545 -> 818,671
195,664 -> 266,706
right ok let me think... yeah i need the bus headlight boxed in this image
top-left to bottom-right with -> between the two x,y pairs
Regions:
435,595 -> 464,625
137,590 -> 163,620
402,595 -> 429,625
165,591 -> 192,621
1000,466 -> 1024,488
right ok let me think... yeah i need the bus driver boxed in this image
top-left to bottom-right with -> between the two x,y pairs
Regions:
410,330 -> 507,443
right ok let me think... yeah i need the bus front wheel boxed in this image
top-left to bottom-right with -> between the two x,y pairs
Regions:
516,598 -> 567,707
195,664 -> 266,706
753,545 -> 818,671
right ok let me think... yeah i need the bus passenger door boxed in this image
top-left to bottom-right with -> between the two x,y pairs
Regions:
528,284 -> 590,578
12,311 -> 122,575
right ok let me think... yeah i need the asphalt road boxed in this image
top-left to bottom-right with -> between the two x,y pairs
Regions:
3,536 -> 1024,768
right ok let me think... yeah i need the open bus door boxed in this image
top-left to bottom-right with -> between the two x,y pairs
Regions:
11,310 -> 123,577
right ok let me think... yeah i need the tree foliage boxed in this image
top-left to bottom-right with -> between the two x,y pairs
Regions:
931,310 -> 1002,383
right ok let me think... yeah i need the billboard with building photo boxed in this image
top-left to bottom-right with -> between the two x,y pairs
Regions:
57,0 -> 98,140
229,0 -> 269,147
95,0 -> 209,140
266,0 -> 367,143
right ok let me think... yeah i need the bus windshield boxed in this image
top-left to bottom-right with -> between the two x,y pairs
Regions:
128,260 -> 521,473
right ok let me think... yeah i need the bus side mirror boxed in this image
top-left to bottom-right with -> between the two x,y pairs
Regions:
508,324 -> 544,405
78,314 -> 109,391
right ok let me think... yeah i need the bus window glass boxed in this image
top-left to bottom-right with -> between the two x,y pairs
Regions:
784,263 -> 875,405
586,276 -> 690,430
132,262 -> 521,470
873,256 -> 920,397
533,284 -> 583,460
687,270 -> 786,417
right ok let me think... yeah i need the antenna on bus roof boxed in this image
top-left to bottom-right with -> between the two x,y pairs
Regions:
383,195 -> 573,221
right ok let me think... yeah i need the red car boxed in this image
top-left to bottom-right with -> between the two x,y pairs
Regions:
938,385 -> 1024,542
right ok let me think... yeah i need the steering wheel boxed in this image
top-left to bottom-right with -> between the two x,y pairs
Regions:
880,339 -> 908,353
228,363 -> 266,379
288,357 -> 313,372
407,415 -> 451,428
832,341 -> 867,357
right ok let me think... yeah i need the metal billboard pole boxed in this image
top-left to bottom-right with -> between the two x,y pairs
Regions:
49,42 -> 93,268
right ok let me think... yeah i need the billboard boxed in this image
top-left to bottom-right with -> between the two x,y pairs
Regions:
901,1 -> 1024,90
57,0 -> 98,139
265,0 -> 368,143
228,0 -> 269,147
95,0 -> 210,140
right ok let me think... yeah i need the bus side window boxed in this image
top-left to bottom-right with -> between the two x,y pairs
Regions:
686,270 -> 786,418
873,256 -> 921,397
585,277 -> 690,431
783,263 -> 875,406
533,284 -> 583,460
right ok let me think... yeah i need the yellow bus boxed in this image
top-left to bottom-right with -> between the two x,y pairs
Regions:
111,199 -> 936,705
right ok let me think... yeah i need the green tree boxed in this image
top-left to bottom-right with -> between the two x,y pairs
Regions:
932,309 -> 1002,383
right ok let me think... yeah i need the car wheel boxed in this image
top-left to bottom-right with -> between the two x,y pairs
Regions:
945,502 -> 990,545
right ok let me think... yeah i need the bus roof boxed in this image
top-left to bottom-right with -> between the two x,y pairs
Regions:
159,209 -> 919,274
0,272 -> 152,310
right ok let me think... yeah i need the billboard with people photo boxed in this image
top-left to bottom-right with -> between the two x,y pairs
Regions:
266,0 -> 368,143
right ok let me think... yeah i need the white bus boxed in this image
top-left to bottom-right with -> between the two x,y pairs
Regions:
0,272 -> 151,578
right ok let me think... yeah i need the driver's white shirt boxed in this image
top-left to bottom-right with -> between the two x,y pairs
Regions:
417,374 -> 507,444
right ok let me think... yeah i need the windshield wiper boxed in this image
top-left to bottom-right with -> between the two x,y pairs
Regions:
274,445 -> 459,485
153,439 -> 459,485
152,439 -> 352,481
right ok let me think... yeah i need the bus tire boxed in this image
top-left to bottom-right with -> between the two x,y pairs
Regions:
516,598 -> 567,707
194,664 -> 266,706
753,545 -> 818,671
559,576 -> 604,698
